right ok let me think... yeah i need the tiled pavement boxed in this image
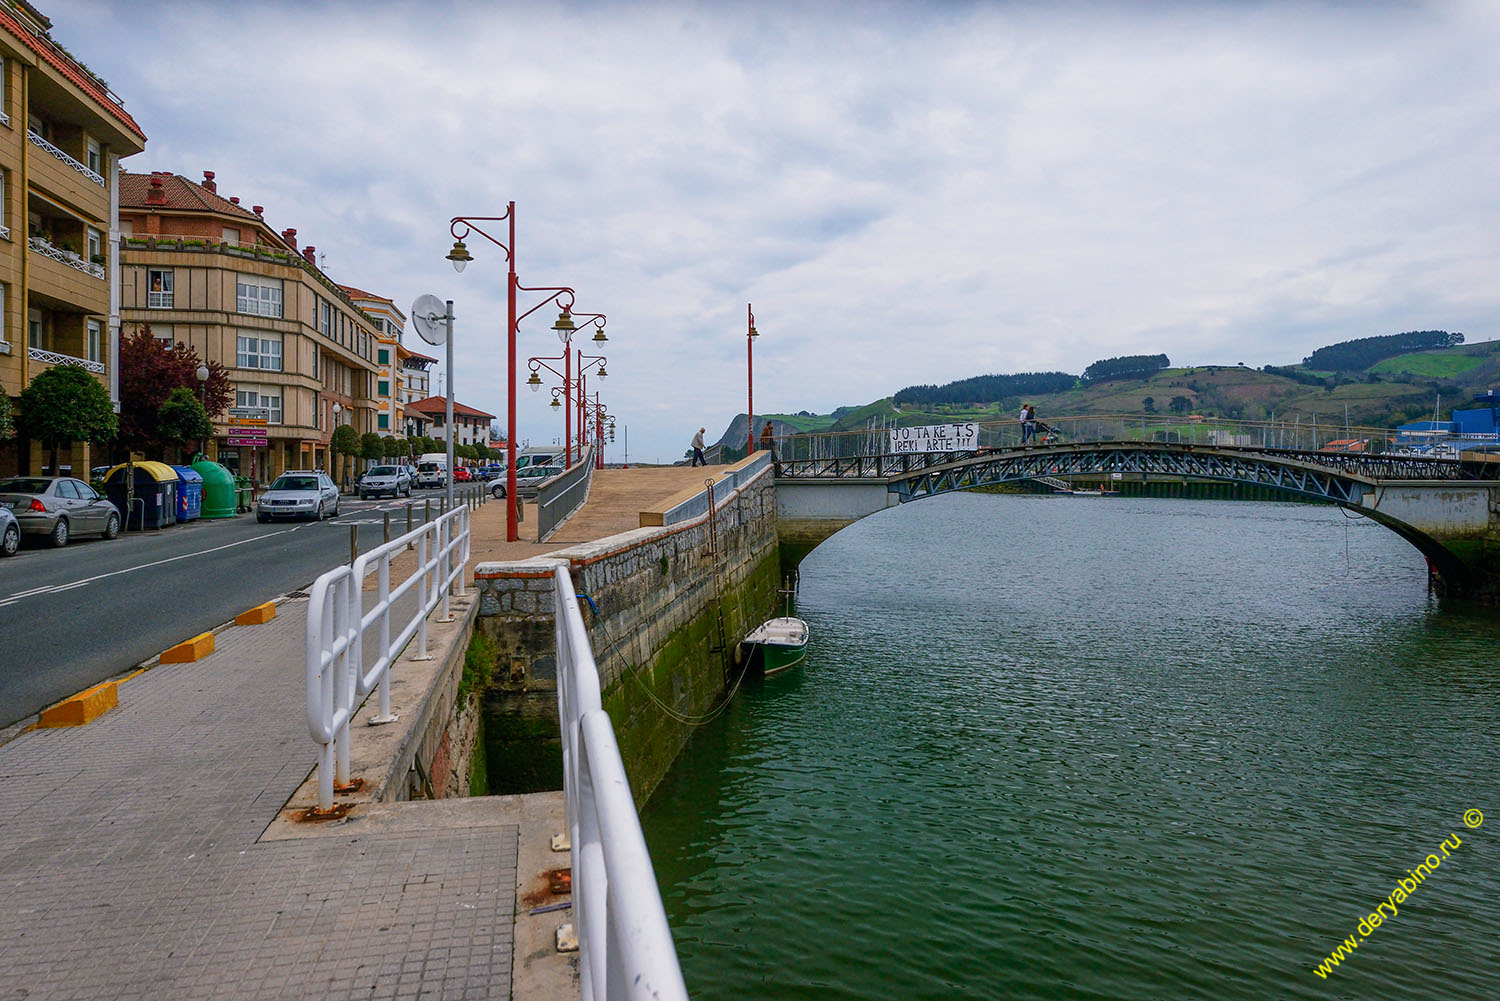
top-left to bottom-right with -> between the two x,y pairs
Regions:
0,599 -> 519,1001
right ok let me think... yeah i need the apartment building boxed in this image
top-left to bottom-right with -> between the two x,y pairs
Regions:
0,0 -> 147,475
340,285 -> 408,438
405,395 -> 494,450
400,345 -> 435,435
118,170 -> 381,481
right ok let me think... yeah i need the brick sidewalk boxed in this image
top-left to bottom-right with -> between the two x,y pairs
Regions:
0,599 -> 522,1001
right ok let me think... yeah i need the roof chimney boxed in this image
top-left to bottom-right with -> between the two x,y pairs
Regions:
146,175 -> 167,205
201,170 -> 216,193
303,246 -> 316,264
252,205 -> 263,216
229,196 -> 240,205
281,228 -> 297,250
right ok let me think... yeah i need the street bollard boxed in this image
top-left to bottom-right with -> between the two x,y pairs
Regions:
424,498 -> 431,526
383,510 -> 391,545
406,503 -> 414,550
349,523 -> 358,566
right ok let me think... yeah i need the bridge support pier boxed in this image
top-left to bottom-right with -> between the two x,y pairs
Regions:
776,480 -> 897,575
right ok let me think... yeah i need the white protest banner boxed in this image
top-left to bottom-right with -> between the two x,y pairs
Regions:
888,422 -> 979,454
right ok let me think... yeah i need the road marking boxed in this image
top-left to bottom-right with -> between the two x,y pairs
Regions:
0,528 -> 303,607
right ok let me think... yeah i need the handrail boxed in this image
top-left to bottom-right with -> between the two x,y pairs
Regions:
27,129 -> 105,186
27,345 -> 104,374
535,444 -> 594,542
553,564 -> 689,1001
657,452 -> 770,526
304,503 -> 471,811
29,236 -> 105,279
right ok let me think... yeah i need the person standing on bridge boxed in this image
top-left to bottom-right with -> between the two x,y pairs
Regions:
1021,404 -> 1037,444
759,421 -> 776,459
691,427 -> 707,466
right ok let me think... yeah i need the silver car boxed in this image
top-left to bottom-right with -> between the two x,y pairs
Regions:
0,504 -> 18,556
0,476 -> 121,547
255,471 -> 340,522
358,464 -> 412,499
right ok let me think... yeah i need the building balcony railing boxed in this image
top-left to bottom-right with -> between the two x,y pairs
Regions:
30,236 -> 105,279
29,345 -> 105,374
0,224 -> 10,241
28,129 -> 105,187
0,111 -> 9,127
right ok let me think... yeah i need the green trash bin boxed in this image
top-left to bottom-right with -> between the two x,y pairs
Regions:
193,456 -> 239,519
234,475 -> 254,513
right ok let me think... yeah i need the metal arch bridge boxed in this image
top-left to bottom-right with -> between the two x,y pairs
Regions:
773,440 -> 1479,506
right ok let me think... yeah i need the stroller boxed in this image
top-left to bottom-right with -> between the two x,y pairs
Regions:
1022,419 -> 1061,445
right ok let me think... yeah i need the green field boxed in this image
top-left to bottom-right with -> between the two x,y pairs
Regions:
1368,351 -> 1485,378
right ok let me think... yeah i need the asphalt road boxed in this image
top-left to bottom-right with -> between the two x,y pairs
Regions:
0,488 -> 460,730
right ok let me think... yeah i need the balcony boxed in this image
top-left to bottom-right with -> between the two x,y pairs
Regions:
28,345 -> 105,375
29,236 -> 108,313
28,130 -> 105,186
30,236 -> 105,279
27,130 -> 109,217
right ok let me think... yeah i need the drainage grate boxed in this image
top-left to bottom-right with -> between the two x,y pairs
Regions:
284,590 -> 309,599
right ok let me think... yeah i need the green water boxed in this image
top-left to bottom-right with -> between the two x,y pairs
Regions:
640,494 -> 1500,1000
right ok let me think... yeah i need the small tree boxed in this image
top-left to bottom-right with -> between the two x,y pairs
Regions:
360,432 -> 384,474
1142,396 -> 1156,414
118,328 -> 230,458
382,436 -> 403,459
1169,396 -> 1191,415
0,390 -> 14,442
330,424 -> 360,487
157,387 -> 213,463
17,365 -> 117,472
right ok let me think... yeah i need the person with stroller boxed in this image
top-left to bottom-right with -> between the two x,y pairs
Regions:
1020,403 -> 1038,444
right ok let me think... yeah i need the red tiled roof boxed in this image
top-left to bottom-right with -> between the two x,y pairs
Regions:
339,285 -> 393,304
407,396 -> 496,420
403,349 -> 438,363
119,171 -> 265,221
0,9 -> 146,143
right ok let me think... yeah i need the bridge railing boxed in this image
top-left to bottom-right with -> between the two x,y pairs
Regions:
776,413 -> 1423,470
553,563 -> 690,1001
304,502 -> 471,812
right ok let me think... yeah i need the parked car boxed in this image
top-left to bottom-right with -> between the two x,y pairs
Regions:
0,476 -> 121,547
453,467 -> 473,483
414,460 -> 447,489
489,463 -> 564,499
358,464 -> 412,499
0,505 -> 18,556
256,471 -> 340,522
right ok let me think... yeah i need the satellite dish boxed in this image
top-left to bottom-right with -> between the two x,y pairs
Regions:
410,293 -> 448,346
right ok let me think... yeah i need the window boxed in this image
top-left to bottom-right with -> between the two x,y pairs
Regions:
119,219 -> 132,236
236,333 -> 282,371
377,380 -> 389,397
86,138 -> 100,175
377,414 -> 389,430
377,348 -> 389,365
318,299 -> 331,336
87,228 -> 101,262
148,269 -> 173,308
236,274 -> 283,317
150,323 -> 174,345
0,170 -> 6,233
0,284 -> 6,342
222,227 -> 239,244
27,307 -> 41,348
236,387 -> 283,425
86,319 -> 101,362
314,390 -> 321,430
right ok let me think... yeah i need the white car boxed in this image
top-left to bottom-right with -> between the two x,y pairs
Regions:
358,464 -> 412,499
256,471 -> 339,522
489,464 -> 563,499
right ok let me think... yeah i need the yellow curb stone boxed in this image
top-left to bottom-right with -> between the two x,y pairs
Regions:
235,602 -> 276,626
38,680 -> 118,728
161,631 -> 215,663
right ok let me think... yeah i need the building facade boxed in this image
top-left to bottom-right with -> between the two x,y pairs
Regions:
0,0 -> 147,475
118,170 -> 382,481
340,285 -> 407,438
405,395 -> 494,453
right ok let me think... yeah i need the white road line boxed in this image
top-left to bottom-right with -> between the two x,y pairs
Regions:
0,528 -> 303,606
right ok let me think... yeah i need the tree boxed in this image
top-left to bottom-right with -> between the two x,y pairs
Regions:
17,365 -> 117,472
156,388 -> 213,463
1142,396 -> 1156,414
330,425 -> 360,487
0,390 -> 14,442
382,436 -> 403,459
1169,395 -> 1192,414
360,432 -> 384,465
118,328 -> 230,457
1082,354 -> 1170,384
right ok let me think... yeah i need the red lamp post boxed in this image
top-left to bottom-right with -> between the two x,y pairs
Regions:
447,205 -> 582,542
747,303 -> 758,454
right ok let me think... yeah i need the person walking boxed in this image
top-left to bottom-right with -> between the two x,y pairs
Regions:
758,421 -> 776,459
1020,403 -> 1036,444
690,427 -> 707,466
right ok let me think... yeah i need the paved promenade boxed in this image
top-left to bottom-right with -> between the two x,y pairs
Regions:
0,464 -> 724,1000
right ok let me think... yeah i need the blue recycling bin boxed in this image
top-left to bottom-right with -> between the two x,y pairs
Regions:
170,465 -> 204,521
103,461 -> 179,529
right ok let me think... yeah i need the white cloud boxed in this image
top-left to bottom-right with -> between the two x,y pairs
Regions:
45,0 -> 1500,459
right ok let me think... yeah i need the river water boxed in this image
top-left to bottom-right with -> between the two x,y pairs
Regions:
640,493 -> 1499,1000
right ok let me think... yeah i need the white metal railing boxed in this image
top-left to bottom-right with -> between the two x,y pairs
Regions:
305,503 -> 471,811
0,224 -> 10,240
27,129 -> 105,186
29,235 -> 105,279
553,563 -> 690,1001
28,345 -> 104,374
535,444 -> 595,542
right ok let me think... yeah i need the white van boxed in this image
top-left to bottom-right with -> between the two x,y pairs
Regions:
414,456 -> 447,489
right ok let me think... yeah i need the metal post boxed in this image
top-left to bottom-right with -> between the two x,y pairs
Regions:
506,203 -> 518,542
425,497 -> 431,526
444,299 -> 455,514
383,510 -> 391,545
747,302 -> 755,454
564,346 -> 573,467
349,523 -> 358,566
406,503 -> 414,550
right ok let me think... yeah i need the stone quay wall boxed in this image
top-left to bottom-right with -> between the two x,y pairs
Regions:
473,465 -> 781,806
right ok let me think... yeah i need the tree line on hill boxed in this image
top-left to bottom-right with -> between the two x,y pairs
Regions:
1302,330 -> 1463,371
893,371 -> 1077,406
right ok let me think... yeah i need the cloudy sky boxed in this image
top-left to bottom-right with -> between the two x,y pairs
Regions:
46,0 -> 1500,462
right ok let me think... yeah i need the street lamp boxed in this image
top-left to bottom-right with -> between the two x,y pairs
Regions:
747,303 -> 758,454
448,204 -> 595,541
195,363 -> 210,459
528,314 -> 605,468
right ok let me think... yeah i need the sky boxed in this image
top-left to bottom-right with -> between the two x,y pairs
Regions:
43,0 -> 1500,463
